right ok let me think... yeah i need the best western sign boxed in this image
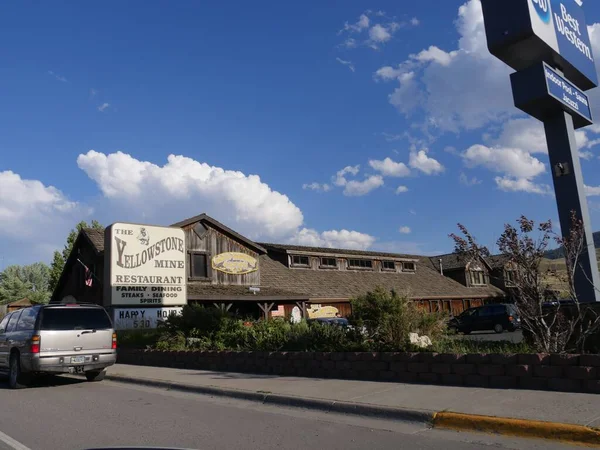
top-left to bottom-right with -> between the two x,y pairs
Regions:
104,223 -> 186,306
482,0 -> 597,90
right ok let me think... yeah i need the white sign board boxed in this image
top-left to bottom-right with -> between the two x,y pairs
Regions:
113,307 -> 183,330
105,223 -> 186,306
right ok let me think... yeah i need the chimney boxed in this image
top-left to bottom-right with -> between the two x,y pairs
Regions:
439,259 -> 443,275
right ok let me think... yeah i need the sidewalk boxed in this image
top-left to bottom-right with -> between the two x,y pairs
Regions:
106,363 -> 600,446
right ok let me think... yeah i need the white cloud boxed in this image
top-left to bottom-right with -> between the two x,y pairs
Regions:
398,226 -> 411,234
48,70 -> 67,82
374,66 -> 405,81
0,170 -> 87,263
291,228 -> 376,250
332,165 -> 360,186
585,185 -> 600,197
493,118 -> 590,154
375,0 -> 514,131
411,17 -> 420,26
98,103 -> 110,112
343,175 -> 384,196
340,14 -> 370,34
369,24 -> 392,43
368,157 -> 411,177
396,185 -> 409,194
302,182 -> 331,192
409,150 -> 444,175
77,151 -> 374,250
77,150 -> 304,239
459,172 -> 482,186
90,88 -> 98,98
495,177 -> 552,195
462,145 -> 545,179
580,150 -> 594,160
335,57 -> 355,72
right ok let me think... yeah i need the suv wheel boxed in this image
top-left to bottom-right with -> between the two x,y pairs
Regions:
494,323 -> 504,334
8,353 -> 29,389
85,369 -> 106,382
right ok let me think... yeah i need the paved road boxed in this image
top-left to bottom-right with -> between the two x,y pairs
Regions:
0,374 -> 577,450
459,330 -> 523,343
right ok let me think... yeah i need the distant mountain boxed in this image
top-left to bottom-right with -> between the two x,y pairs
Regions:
545,231 -> 600,260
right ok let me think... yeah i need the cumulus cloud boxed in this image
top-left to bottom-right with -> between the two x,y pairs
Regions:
368,157 -> 411,177
495,177 -> 552,195
0,170 -> 87,263
332,165 -> 360,187
585,185 -> 600,197
98,103 -> 110,112
302,182 -> 331,192
343,175 -> 384,196
291,228 -> 375,250
459,172 -> 482,186
409,150 -> 444,175
398,226 -> 411,234
396,185 -> 409,194
369,24 -> 392,43
375,0 -> 514,131
340,14 -> 370,34
462,145 -> 546,179
77,151 -> 375,250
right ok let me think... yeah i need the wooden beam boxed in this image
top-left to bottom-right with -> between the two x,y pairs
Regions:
257,302 -> 275,320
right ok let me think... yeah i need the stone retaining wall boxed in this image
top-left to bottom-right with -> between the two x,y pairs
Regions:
117,349 -> 600,394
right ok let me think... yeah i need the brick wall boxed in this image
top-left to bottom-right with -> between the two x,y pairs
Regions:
117,349 -> 600,394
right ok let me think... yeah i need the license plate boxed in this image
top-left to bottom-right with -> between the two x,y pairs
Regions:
70,356 -> 85,364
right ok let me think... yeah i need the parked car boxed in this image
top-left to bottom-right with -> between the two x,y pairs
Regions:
448,304 -> 520,334
0,303 -> 117,389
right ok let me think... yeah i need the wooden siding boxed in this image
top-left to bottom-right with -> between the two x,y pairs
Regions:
53,241 -> 103,306
183,223 -> 260,287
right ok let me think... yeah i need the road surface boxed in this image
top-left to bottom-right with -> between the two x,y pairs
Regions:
0,374 -> 573,450
459,330 -> 523,343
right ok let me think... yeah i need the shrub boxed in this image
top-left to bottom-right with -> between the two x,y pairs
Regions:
351,288 -> 447,350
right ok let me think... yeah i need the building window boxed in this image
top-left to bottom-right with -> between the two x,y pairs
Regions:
348,259 -> 373,269
320,257 -> 337,268
402,262 -> 416,272
382,261 -> 396,270
505,269 -> 516,286
292,255 -> 310,267
469,270 -> 486,286
189,252 -> 209,280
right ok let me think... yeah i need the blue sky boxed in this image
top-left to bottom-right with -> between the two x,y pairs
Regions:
2,0 -> 600,267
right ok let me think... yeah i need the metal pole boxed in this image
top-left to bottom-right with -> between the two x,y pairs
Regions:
543,109 -> 600,302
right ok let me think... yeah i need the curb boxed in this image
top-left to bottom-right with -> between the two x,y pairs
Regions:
105,373 -> 434,424
433,412 -> 600,447
106,374 -> 600,447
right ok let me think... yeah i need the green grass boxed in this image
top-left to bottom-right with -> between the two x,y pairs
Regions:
432,337 -> 534,354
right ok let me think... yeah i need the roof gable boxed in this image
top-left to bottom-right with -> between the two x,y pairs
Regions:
171,213 -> 266,254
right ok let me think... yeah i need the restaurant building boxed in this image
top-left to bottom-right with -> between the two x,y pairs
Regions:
50,213 -> 505,328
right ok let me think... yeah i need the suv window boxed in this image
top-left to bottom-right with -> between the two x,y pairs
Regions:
16,308 -> 37,331
40,308 -> 112,331
0,314 -> 11,333
6,311 -> 22,332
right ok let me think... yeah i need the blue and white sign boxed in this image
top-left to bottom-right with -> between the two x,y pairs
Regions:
482,0 -> 598,90
529,0 -> 597,88
544,63 -> 592,122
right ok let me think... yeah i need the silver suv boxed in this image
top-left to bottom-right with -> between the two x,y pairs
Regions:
0,304 -> 117,389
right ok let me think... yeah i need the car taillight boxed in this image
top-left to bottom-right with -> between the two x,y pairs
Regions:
31,335 -> 41,354
112,333 -> 117,350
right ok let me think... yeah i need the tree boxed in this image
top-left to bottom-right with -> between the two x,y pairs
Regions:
0,263 -> 52,305
48,220 -> 103,292
450,214 -> 600,353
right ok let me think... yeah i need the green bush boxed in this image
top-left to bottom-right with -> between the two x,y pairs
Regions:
117,329 -> 161,349
351,288 -> 447,350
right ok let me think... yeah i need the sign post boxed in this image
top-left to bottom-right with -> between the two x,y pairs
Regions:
482,0 -> 600,302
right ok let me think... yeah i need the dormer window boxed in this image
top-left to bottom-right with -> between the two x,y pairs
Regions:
348,259 -> 373,269
382,261 -> 396,271
469,263 -> 487,286
320,257 -> 337,268
292,255 -> 310,267
402,262 -> 416,272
